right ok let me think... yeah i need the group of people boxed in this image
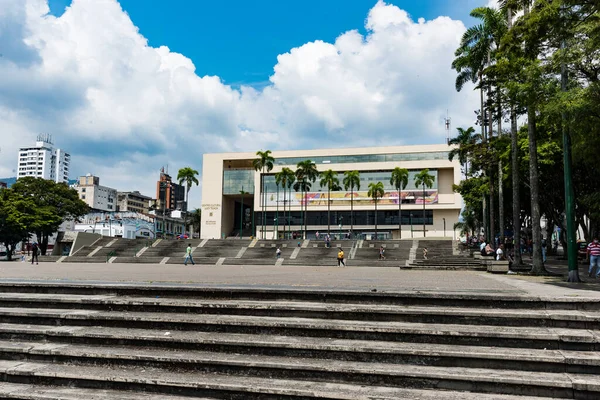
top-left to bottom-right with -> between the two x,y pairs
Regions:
479,239 -> 507,261
16,243 -> 39,264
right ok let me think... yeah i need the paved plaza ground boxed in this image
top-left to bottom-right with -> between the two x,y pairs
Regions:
2,260 -> 600,300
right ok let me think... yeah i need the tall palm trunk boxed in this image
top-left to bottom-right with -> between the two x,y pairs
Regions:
398,187 -> 402,239
374,197 -> 378,240
350,186 -> 354,234
282,185 -> 286,240
422,184 -> 426,238
479,75 -> 488,239
487,51 -> 495,247
511,108 -> 523,265
327,186 -> 331,236
261,168 -> 265,239
528,106 -> 544,274
507,7 -> 522,266
498,89 -> 504,246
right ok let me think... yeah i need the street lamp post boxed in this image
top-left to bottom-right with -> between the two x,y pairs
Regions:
410,213 -> 413,239
443,217 -> 446,238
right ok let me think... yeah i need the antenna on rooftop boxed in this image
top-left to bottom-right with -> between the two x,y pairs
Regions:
444,110 -> 451,144
36,133 -> 54,145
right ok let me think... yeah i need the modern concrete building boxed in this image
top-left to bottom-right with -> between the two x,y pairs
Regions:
117,191 -> 151,214
156,170 -> 186,212
200,144 -> 462,240
75,174 -> 117,212
17,134 -> 70,183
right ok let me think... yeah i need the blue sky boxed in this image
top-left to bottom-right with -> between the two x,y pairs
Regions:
49,0 -> 485,87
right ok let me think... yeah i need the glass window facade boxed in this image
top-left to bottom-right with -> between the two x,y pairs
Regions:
255,210 -> 433,227
223,169 -> 254,195
272,152 -> 449,166
264,170 -> 438,192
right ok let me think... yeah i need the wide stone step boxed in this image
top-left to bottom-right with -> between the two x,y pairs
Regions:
0,382 -> 208,400
0,327 -> 598,374
61,256 -> 107,263
1,283 -> 597,310
0,360 -> 566,399
0,308 -> 597,350
1,294 -> 599,328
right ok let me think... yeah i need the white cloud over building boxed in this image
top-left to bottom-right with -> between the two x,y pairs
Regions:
0,0 -> 479,208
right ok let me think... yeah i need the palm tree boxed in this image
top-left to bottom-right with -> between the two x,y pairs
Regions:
454,208 -> 479,244
448,127 -> 479,177
294,160 -> 318,239
319,169 -> 339,236
274,169 -> 295,240
343,171 -> 360,235
177,167 -> 199,233
390,167 -> 409,239
414,169 -> 436,238
280,168 -> 295,239
452,6 -> 507,243
252,150 -> 275,239
367,182 -> 385,240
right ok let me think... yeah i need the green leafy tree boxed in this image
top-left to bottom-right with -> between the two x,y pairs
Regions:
0,189 -> 35,260
448,127 -> 479,177
390,167 -> 409,239
414,170 -> 436,238
343,171 -> 361,235
11,177 -> 89,255
319,170 -> 339,236
294,160 -> 318,239
367,182 -> 385,240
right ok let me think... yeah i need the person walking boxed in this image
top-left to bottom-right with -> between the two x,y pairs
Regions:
587,237 -> 600,278
184,243 -> 195,266
337,248 -> 346,267
31,243 -> 39,265
379,246 -> 386,260
276,247 -> 281,259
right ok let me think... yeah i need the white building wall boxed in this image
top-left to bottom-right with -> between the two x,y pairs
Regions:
16,140 -> 70,183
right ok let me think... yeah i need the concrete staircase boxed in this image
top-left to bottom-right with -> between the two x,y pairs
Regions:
62,238 -> 150,264
407,239 -> 484,269
0,282 -> 598,399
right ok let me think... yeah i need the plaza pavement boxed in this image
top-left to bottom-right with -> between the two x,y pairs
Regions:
2,260 -> 600,300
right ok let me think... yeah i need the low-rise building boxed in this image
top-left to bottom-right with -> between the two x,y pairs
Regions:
75,174 -> 117,212
116,191 -> 151,214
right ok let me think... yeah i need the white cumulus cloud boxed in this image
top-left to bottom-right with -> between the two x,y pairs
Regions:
0,0 -> 479,208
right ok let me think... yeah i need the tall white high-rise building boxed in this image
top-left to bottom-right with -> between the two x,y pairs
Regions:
17,134 -> 71,183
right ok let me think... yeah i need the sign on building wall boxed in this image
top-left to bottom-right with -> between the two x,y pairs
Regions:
265,190 -> 438,207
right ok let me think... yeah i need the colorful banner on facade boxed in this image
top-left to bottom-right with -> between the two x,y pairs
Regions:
266,190 -> 438,207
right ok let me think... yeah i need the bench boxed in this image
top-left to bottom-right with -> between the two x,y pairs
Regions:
486,260 -> 509,273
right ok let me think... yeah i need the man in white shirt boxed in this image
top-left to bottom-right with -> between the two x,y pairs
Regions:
496,244 -> 505,261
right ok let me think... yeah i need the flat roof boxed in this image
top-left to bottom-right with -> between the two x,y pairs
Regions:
206,143 -> 454,160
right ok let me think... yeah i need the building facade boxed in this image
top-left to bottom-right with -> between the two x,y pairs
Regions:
75,174 -> 117,212
201,145 -> 462,240
117,191 -> 151,214
17,134 -> 70,183
156,170 -> 186,212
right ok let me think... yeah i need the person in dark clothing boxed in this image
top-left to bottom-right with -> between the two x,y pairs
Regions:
31,243 -> 39,265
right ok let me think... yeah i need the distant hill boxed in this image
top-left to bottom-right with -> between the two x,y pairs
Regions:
0,177 -> 77,188
0,177 -> 16,188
